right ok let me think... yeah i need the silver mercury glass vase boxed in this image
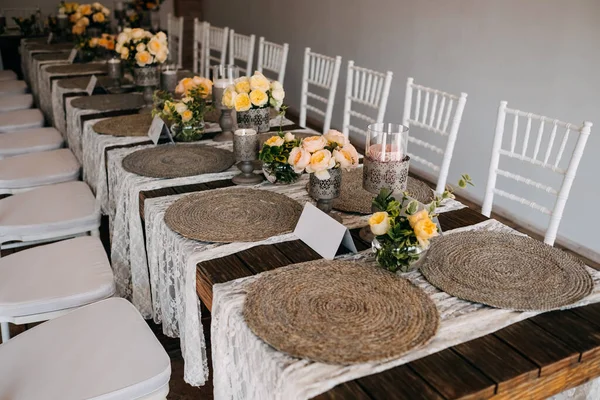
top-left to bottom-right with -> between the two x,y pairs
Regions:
308,167 -> 343,222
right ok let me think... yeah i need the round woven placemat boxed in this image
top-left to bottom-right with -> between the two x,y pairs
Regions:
93,114 -> 154,136
331,168 -> 436,214
244,260 -> 439,364
122,144 -> 235,178
164,188 -> 302,243
421,231 -> 593,311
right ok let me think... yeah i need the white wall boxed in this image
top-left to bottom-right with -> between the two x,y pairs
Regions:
205,0 -> 600,257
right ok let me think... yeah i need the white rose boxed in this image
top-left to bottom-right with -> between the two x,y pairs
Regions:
136,43 -> 146,52
117,32 -> 129,44
284,132 -> 295,142
249,72 -> 270,92
156,31 -> 167,43
271,87 -> 285,102
175,102 -> 188,115
270,80 -> 283,91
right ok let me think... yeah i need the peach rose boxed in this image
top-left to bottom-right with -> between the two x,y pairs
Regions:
305,149 -> 336,179
302,135 -> 327,153
288,147 -> 310,173
369,212 -> 391,236
413,217 -> 438,249
323,129 -> 346,147
181,110 -> 193,123
135,51 -> 153,67
92,12 -> 105,23
249,71 -> 270,92
332,143 -> 360,170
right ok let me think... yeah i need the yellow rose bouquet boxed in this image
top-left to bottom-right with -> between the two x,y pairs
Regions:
258,129 -> 304,184
70,2 -> 110,35
153,76 -> 213,142
115,28 -> 168,69
368,175 -> 473,272
287,130 -> 360,180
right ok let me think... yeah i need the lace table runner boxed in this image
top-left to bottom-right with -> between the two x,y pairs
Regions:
211,219 -> 600,400
30,54 -> 70,103
141,180 -> 462,386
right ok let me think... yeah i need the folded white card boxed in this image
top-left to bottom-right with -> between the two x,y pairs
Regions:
86,75 -> 97,96
147,116 -> 175,144
67,48 -> 77,63
294,203 -> 357,260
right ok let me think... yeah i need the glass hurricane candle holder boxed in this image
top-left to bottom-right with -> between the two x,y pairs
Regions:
107,58 -> 122,87
232,129 -> 263,185
212,65 -> 239,142
161,65 -> 178,93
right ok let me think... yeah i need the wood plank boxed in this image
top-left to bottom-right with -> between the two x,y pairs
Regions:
408,349 -> 496,400
569,303 -> 600,329
453,335 -> 539,393
311,382 -> 372,400
529,310 -> 600,362
273,240 -> 321,264
494,319 -> 580,376
204,179 -> 236,190
235,245 -> 293,274
437,207 -> 488,232
356,365 -> 443,400
196,254 -> 253,311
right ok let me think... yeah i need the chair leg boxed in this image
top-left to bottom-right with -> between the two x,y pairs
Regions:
1,322 -> 10,343
90,229 -> 100,237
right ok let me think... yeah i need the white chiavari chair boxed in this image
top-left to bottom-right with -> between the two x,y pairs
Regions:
342,60 -> 393,140
203,23 -> 229,77
256,37 -> 289,84
482,101 -> 593,246
192,18 -> 205,76
167,14 -> 183,69
228,30 -> 255,75
402,77 -> 468,194
299,47 -> 342,134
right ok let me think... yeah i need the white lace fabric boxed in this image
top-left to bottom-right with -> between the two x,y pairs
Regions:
211,219 -> 600,399
31,57 -> 69,104
52,82 -> 86,136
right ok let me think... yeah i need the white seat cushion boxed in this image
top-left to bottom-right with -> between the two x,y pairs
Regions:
0,236 -> 114,317
0,148 -> 80,190
0,298 -> 171,400
0,80 -> 28,95
0,127 -> 63,158
0,94 -> 34,113
0,70 -> 17,81
0,109 -> 44,132
0,181 -> 99,243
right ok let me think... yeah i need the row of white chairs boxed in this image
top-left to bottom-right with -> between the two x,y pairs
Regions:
0,59 -> 172,398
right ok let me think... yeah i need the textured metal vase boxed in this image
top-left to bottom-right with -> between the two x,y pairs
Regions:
134,66 -> 160,106
362,155 -> 410,195
309,168 -> 343,221
237,107 -> 270,133
107,59 -> 122,86
233,129 -> 262,185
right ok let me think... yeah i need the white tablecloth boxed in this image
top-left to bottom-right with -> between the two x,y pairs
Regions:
211,219 -> 600,400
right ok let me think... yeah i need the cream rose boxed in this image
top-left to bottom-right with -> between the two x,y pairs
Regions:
155,49 -> 168,64
120,47 -> 129,60
284,132 -> 295,142
288,147 -> 310,173
250,72 -> 270,92
270,80 -> 283,91
324,129 -> 346,147
305,149 -> 336,179
249,89 -> 268,107
302,135 -> 327,153
102,6 -> 110,15
264,136 -> 284,147
234,77 -> 250,94
175,102 -> 188,115
131,28 -> 145,40
271,87 -> 285,103
147,38 -> 162,55
407,209 -> 429,229
234,92 -> 252,112
156,31 -> 167,43
136,43 -> 146,52
181,110 -> 193,123
221,86 -> 237,108
135,51 -> 153,67
79,16 -> 89,26
369,212 -> 391,236
333,143 -> 359,170
117,32 -> 129,44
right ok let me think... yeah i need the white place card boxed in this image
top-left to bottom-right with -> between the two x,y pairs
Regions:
147,116 -> 175,145
294,203 -> 358,260
86,75 -> 97,96
47,33 -> 53,44
67,48 -> 77,63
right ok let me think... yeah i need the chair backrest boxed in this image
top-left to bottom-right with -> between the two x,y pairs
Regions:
342,60 -> 393,140
299,47 -> 342,134
3,7 -> 39,29
204,23 -> 229,77
228,30 -> 255,76
256,37 -> 289,84
482,101 -> 592,246
402,77 -> 468,194
166,14 -> 183,69
192,18 -> 204,75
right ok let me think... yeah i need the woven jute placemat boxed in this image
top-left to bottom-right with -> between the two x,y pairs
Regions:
331,168 -> 436,214
421,231 -> 593,311
93,114 -> 153,136
122,144 -> 235,178
164,188 -> 303,243
244,260 -> 439,364
71,93 -> 145,111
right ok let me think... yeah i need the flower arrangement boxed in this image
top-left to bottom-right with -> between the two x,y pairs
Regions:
58,2 -> 80,17
90,33 -> 115,51
115,28 -> 168,69
288,130 -> 360,180
368,174 -> 473,273
13,15 -> 37,37
69,2 -> 110,35
258,129 -> 303,184
131,0 -> 165,11
221,71 -> 285,112
153,77 -> 213,142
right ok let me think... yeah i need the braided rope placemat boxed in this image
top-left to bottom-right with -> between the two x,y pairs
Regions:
331,168 -> 436,214
244,260 -> 439,364
421,231 -> 593,311
93,114 -> 154,137
164,188 -> 303,243
122,144 -> 235,178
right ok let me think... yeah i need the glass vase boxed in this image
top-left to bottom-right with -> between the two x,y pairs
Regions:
372,237 -> 426,273
172,121 -> 205,142
262,162 -> 301,184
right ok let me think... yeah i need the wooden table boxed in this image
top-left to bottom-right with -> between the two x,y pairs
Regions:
138,178 -> 600,400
